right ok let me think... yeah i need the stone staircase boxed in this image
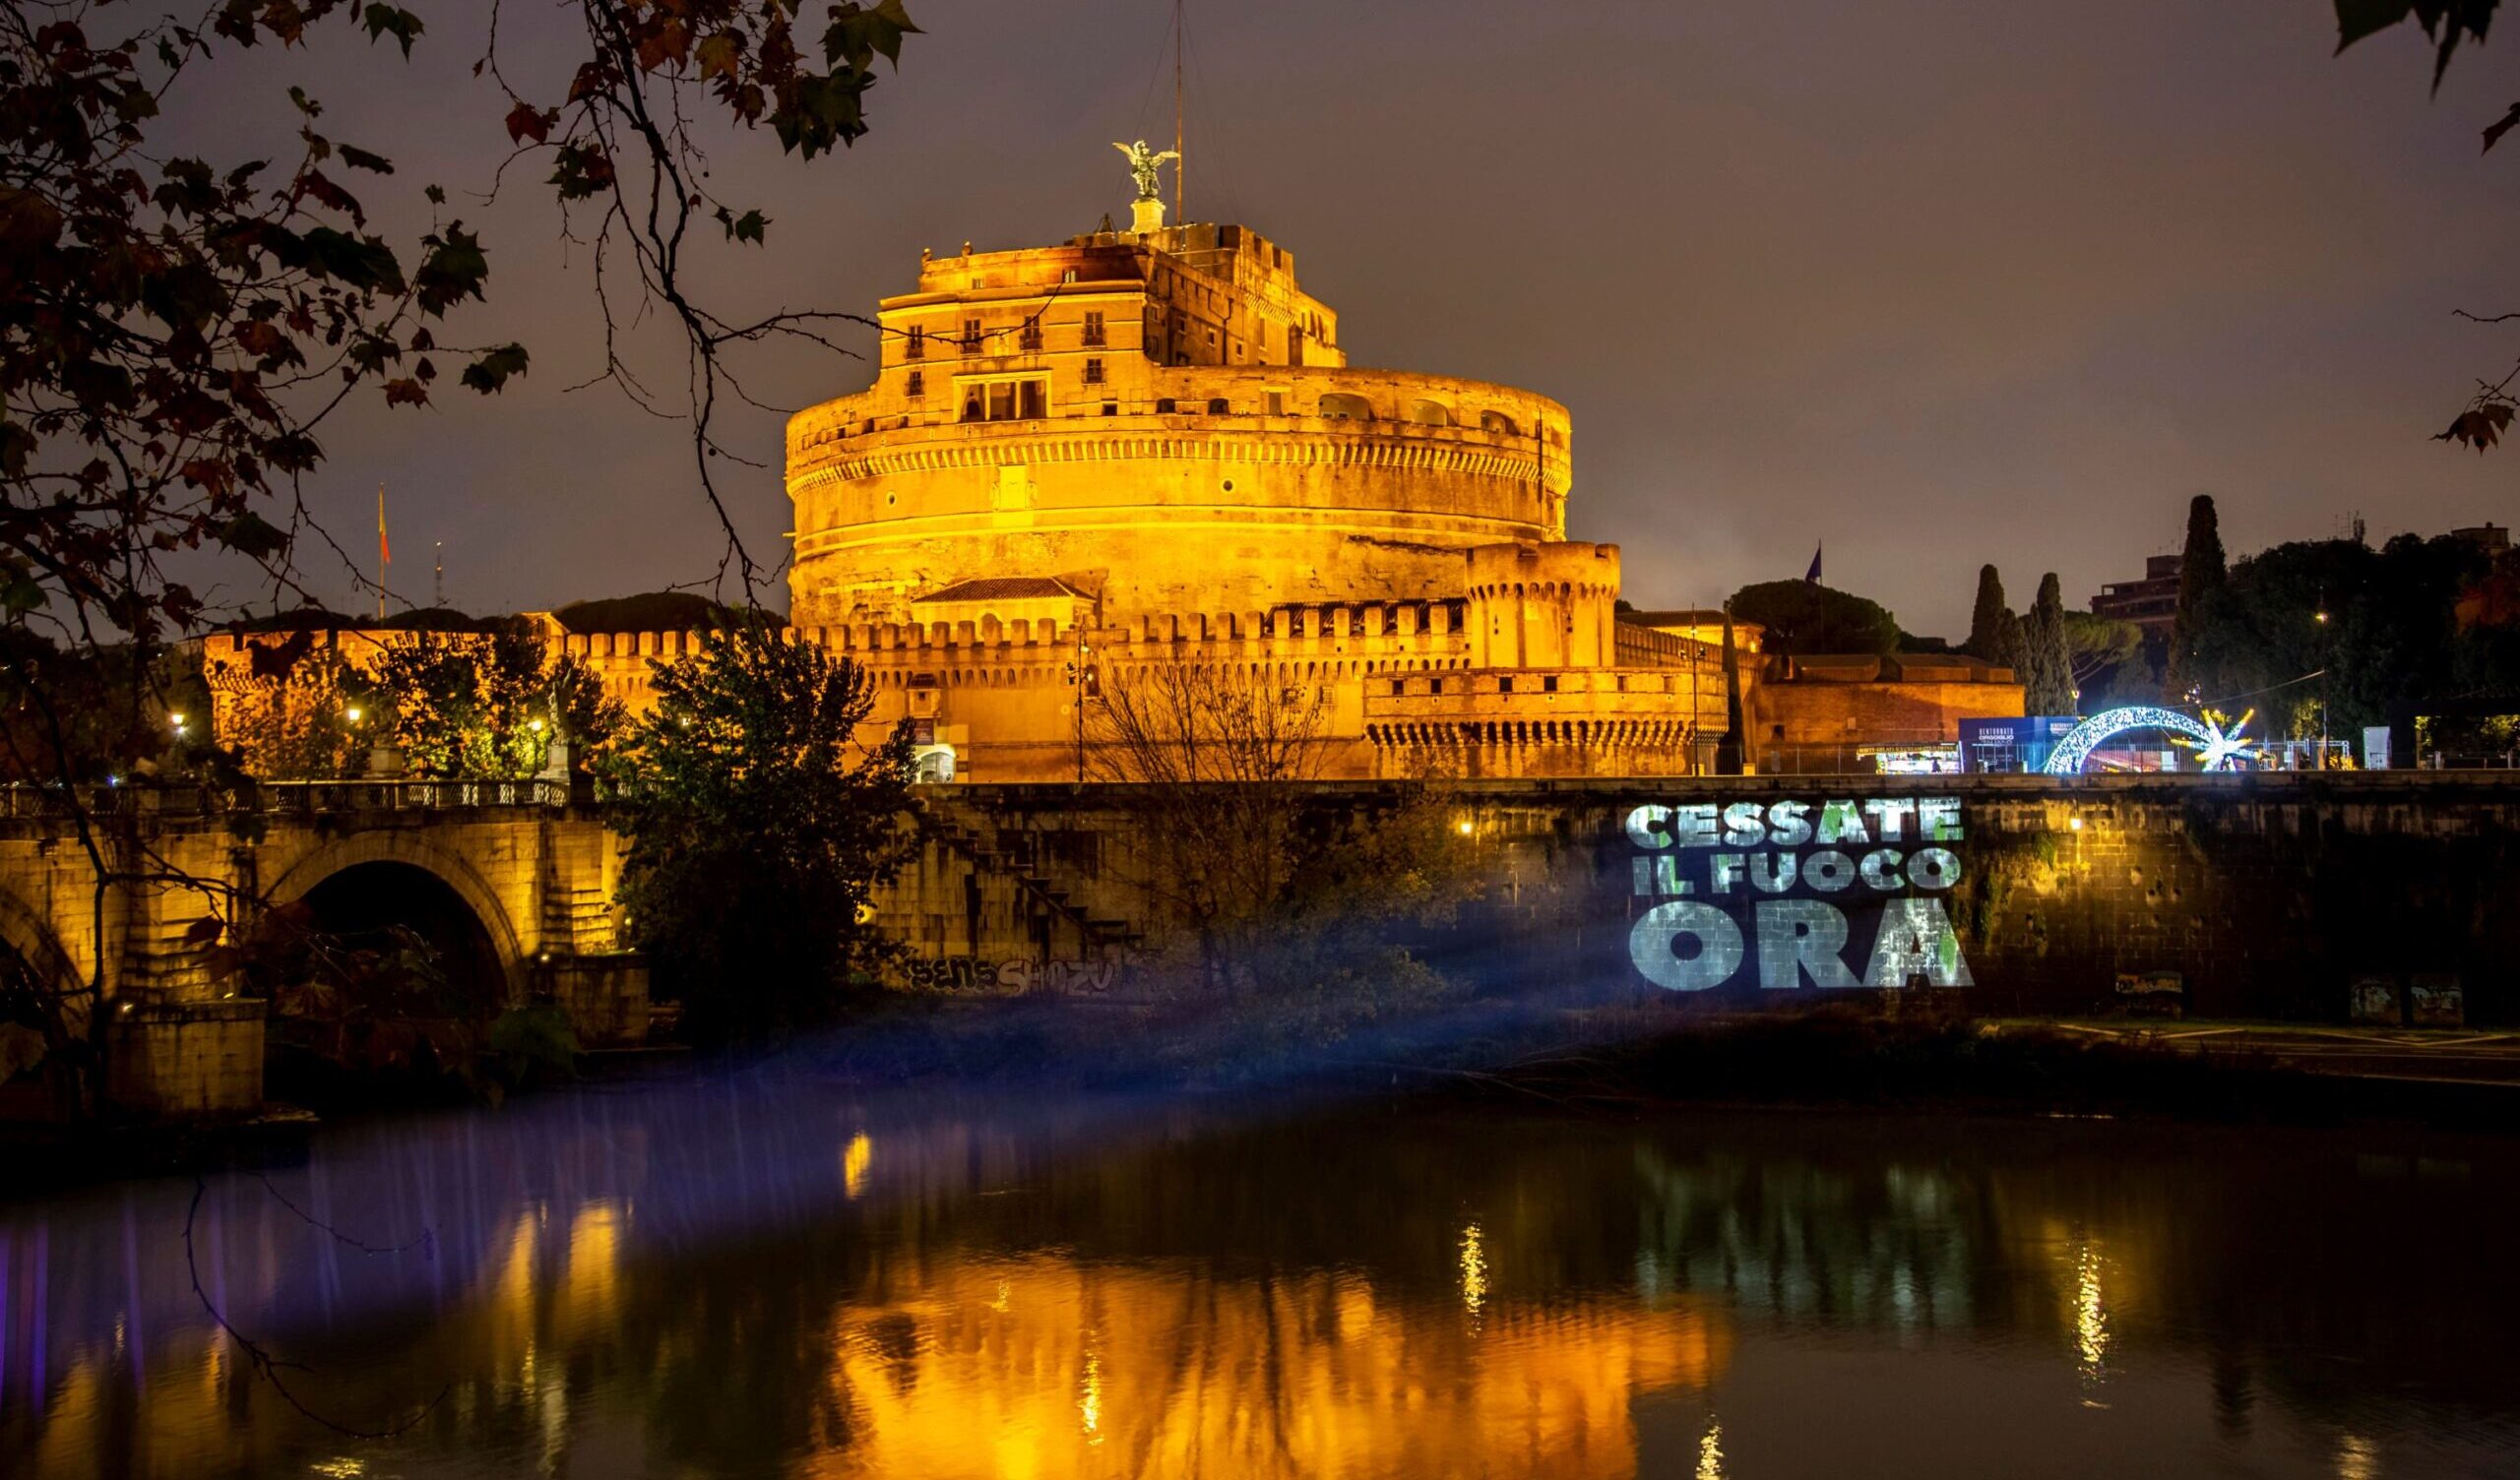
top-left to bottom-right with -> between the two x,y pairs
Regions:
916,804 -> 1141,951
541,881 -> 616,956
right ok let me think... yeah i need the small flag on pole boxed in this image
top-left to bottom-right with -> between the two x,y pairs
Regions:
377,483 -> 390,620
1804,543 -> 1823,584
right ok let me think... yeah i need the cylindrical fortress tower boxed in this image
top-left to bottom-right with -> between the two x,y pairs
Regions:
785,223 -> 1571,625
1465,540 -> 1621,670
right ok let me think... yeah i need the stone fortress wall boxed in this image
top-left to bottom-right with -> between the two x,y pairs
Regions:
787,364 -> 1570,623
541,583 -> 1731,781
199,198 -> 2020,785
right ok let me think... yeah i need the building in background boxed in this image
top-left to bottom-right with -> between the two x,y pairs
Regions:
2090,553 -> 2182,640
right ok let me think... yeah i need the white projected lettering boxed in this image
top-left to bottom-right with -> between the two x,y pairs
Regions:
1622,796 -> 1973,993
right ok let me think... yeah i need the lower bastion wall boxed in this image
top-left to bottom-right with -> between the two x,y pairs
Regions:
878,773 -> 2520,1023
554,611 -> 1737,782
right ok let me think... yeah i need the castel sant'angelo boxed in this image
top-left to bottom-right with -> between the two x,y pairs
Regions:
207,151 -> 2023,779
760,157 -> 1736,781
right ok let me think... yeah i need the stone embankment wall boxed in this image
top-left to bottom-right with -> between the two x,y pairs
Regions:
887,773 -> 2520,1022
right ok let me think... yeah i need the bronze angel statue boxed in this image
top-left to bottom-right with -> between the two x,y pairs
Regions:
1113,140 -> 1179,202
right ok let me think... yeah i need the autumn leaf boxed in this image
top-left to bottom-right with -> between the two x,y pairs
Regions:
635,19 -> 692,73
339,144 -> 395,173
548,144 -> 615,200
461,342 -> 532,394
2436,402 -> 2515,451
232,318 -> 285,357
214,511 -> 289,559
360,3 -> 424,59
183,915 -> 225,946
504,101 -> 555,147
414,223 -> 490,316
696,32 -> 743,82
383,377 -> 429,406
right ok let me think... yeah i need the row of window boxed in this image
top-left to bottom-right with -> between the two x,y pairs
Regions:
905,312 -> 1105,360
895,375 -> 1524,435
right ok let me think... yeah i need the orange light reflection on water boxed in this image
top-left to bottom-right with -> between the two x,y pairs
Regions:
808,1255 -> 1729,1480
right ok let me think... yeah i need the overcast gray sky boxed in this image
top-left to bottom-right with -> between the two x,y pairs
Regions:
182,0 -> 2520,638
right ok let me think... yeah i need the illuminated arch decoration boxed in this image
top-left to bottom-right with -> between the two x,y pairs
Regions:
2040,706 -> 2257,775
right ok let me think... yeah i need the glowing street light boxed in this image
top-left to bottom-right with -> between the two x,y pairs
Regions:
345,706 -> 363,724
167,711 -> 186,732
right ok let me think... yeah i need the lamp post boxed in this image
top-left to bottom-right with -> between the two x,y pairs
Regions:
1064,630 -> 1096,783
2314,600 -> 2330,769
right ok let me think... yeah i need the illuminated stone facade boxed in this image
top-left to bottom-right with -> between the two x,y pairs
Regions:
205,202 -> 2020,780
747,214 -> 1741,780
786,222 -> 1571,622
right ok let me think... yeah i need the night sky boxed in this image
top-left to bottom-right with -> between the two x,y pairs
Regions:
173,0 -> 2518,638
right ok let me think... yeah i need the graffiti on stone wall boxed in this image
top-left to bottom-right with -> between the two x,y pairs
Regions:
1623,797 -> 1972,992
903,956 -> 1136,994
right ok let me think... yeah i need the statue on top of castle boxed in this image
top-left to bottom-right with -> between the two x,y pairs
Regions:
1112,139 -> 1178,202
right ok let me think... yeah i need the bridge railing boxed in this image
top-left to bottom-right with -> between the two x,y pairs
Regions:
0,778 -> 576,818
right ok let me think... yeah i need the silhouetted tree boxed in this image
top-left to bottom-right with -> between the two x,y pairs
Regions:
368,620 -> 619,779
2187,534 -> 2505,739
605,626 -> 915,1042
2169,495 -> 2228,696
2021,573 -> 2076,714
1717,608 -> 1744,774
2059,611 -> 2146,707
1728,580 -> 1900,657
1964,566 -> 2011,660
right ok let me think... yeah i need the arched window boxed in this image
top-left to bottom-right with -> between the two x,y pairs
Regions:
1406,399 -> 1452,426
1206,397 -> 1230,415
1480,409 -> 1519,436
1317,392 -> 1374,421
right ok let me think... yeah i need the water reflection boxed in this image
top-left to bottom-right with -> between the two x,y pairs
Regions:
0,1084 -> 2516,1478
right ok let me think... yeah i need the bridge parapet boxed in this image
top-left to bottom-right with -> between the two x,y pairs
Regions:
0,779 -> 580,825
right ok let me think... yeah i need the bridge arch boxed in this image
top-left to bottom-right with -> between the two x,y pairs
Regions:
267,832 -> 531,1005
0,882 -> 87,1011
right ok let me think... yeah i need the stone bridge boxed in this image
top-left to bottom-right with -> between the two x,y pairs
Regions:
0,781 -> 645,1118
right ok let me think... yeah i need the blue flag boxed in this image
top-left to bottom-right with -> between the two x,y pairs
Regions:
1804,543 -> 1823,584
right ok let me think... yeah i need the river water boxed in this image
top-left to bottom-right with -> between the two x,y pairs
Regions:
2,1073 -> 2516,1479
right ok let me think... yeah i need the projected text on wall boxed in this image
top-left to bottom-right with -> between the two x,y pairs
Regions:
1624,798 -> 1972,992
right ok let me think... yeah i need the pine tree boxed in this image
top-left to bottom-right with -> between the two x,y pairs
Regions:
2169,494 -> 2227,696
1965,565 -> 2011,660
2022,572 -> 2076,714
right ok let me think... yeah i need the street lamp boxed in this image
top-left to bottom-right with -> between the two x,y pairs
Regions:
2314,597 -> 2331,768
1063,634 -> 1096,783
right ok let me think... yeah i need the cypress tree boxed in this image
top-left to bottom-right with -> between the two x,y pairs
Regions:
2022,572 -> 2076,714
1716,605 -> 1744,774
2169,494 -> 2227,695
1965,565 -> 2010,660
